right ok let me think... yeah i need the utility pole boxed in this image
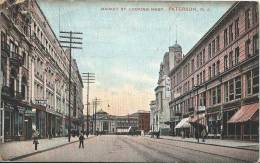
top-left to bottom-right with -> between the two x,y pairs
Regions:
82,73 -> 95,136
93,97 -> 101,135
59,31 -> 83,142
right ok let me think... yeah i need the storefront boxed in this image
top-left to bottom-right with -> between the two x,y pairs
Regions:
207,111 -> 221,138
174,117 -> 191,137
227,103 -> 259,141
189,113 -> 206,138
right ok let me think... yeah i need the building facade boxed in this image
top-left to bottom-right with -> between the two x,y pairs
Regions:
0,0 -> 84,142
91,110 -> 151,134
169,1 -> 259,141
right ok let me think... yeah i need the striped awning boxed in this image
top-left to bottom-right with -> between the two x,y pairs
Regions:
227,103 -> 259,123
175,117 -> 191,129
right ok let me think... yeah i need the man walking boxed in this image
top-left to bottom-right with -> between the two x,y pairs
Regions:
79,132 -> 85,149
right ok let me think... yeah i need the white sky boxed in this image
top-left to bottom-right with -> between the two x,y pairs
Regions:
39,0 -> 234,116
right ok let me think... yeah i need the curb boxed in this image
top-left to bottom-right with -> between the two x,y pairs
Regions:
7,136 -> 96,161
148,136 -> 258,152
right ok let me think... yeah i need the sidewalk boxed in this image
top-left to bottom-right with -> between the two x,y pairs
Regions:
151,135 -> 259,151
0,135 -> 95,161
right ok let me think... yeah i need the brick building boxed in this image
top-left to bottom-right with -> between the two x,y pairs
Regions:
0,0 -> 84,142
169,1 -> 259,141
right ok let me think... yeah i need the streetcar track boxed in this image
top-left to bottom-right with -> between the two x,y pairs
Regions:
119,136 -> 185,163
140,136 -> 253,163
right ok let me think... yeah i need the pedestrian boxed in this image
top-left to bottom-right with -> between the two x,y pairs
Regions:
201,127 -> 207,142
79,132 -> 85,149
33,129 -> 40,150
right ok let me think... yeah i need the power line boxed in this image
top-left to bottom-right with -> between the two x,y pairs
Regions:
59,31 -> 83,142
82,72 -> 95,136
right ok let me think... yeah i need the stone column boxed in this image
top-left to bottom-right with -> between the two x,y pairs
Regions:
31,56 -> 35,101
54,77 -> 57,111
43,61 -> 47,100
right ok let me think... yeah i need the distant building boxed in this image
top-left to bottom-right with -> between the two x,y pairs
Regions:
91,110 -> 150,134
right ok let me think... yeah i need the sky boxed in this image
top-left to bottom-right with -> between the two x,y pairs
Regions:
38,0 -> 234,116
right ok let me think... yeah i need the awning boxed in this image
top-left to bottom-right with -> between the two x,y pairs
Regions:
175,117 -> 191,129
227,103 -> 259,123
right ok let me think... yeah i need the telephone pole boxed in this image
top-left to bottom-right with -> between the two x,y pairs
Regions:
93,98 -> 101,135
82,73 -> 95,135
59,31 -> 83,142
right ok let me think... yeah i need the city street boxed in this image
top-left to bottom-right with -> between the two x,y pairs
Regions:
15,135 -> 258,162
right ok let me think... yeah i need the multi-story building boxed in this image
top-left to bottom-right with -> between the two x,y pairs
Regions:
0,0 -> 84,141
151,41 -> 182,135
130,110 -> 150,132
169,1 -> 259,141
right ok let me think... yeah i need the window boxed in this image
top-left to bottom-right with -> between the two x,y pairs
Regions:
229,51 -> 233,68
229,23 -> 233,43
217,86 -> 221,104
252,4 -> 258,25
253,33 -> 259,55
212,40 -> 215,56
192,78 -> 194,88
247,72 -> 252,95
216,35 -> 220,51
197,74 -> 199,85
224,55 -> 228,70
235,47 -> 239,65
202,70 -> 205,83
212,63 -> 216,77
216,60 -> 220,75
224,29 -> 228,47
200,52 -> 203,66
202,49 -> 205,63
245,9 -> 250,30
224,82 -> 229,102
252,68 -> 259,94
208,43 -> 211,59
229,80 -> 234,101
200,72 -> 202,84
235,18 -> 239,38
235,76 -> 241,99
245,39 -> 251,57
208,66 -> 211,79
196,55 -> 199,69
191,59 -> 194,72
212,88 -> 216,105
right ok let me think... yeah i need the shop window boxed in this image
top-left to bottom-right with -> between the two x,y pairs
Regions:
224,82 -> 229,102
235,18 -> 239,38
245,9 -> 250,30
235,47 -> 239,65
229,80 -> 234,101
235,76 -> 241,99
252,68 -> 259,94
253,33 -> 259,55
229,51 -> 233,68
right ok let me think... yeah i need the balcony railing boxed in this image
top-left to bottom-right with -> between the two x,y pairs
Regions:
1,42 -> 10,58
10,51 -> 23,67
